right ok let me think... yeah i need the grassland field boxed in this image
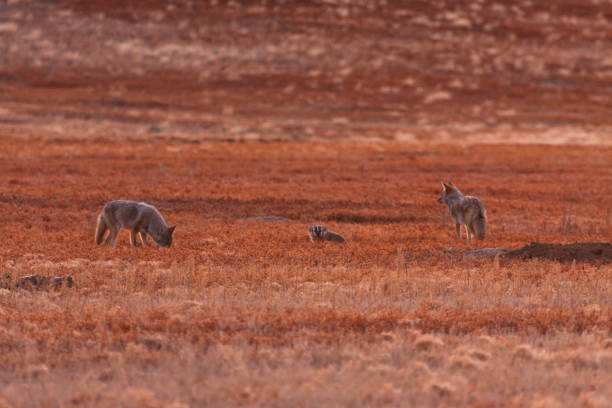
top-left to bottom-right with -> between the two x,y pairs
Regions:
1,139 -> 612,407
2,0 -> 612,406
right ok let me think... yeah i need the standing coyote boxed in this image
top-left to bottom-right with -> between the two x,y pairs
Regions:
95,201 -> 176,248
308,225 -> 345,243
437,182 -> 486,242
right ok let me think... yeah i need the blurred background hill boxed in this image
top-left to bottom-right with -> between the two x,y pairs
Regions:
1,0 -> 611,144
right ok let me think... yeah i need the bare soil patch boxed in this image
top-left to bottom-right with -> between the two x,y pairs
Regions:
505,242 -> 612,264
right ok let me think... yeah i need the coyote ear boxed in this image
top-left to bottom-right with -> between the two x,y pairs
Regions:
168,226 -> 176,235
442,182 -> 452,190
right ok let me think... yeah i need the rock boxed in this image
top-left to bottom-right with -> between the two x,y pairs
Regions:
463,248 -> 508,259
15,274 -> 74,290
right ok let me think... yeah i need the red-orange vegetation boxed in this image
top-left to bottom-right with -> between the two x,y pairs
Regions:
1,141 -> 611,355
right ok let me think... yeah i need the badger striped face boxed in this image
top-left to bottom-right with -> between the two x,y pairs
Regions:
308,225 -> 328,241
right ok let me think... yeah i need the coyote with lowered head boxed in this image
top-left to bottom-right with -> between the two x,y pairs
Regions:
437,182 -> 486,242
95,201 -> 176,248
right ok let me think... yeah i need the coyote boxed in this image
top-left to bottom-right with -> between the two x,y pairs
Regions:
437,182 -> 486,242
95,201 -> 176,248
308,225 -> 345,243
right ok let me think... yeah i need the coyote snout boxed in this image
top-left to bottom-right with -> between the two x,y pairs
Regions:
437,182 -> 486,242
95,200 -> 176,248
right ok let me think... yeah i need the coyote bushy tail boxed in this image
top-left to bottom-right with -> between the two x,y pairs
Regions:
95,214 -> 108,245
472,203 -> 487,240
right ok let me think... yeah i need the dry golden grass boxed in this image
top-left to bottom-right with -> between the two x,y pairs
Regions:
1,139 -> 611,406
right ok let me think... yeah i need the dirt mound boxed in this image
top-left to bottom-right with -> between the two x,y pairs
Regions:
505,242 -> 612,264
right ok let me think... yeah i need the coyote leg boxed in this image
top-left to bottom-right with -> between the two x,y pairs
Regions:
140,232 -> 148,246
455,223 -> 461,239
465,225 -> 472,243
105,228 -> 119,247
98,229 -> 108,244
468,224 -> 476,243
130,230 -> 139,247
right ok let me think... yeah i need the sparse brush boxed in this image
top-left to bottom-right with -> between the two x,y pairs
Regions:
513,344 -> 537,361
561,207 -> 573,235
530,396 -> 561,408
120,388 -> 161,408
448,354 -> 482,371
578,392 -> 609,408
469,349 -> 491,362
414,334 -> 444,352
426,379 -> 455,398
